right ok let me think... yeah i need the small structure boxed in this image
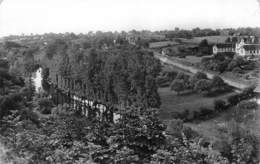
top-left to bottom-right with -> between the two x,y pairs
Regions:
212,43 -> 235,54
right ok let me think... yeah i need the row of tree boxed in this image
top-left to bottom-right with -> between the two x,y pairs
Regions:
170,72 -> 228,95
43,40 -> 162,111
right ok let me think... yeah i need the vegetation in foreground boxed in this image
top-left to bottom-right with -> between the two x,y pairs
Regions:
0,31 -> 259,163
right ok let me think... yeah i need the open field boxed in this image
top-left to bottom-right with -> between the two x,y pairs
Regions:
183,55 -> 203,64
191,36 -> 229,44
178,36 -> 229,44
185,105 -> 260,156
158,87 -> 235,120
149,41 -> 179,48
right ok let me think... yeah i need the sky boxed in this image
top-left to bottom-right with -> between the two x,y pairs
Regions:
0,0 -> 260,36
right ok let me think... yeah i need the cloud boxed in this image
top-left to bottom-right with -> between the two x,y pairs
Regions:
257,0 -> 260,7
0,0 -> 3,5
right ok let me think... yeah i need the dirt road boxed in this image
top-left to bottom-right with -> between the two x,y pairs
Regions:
153,52 -> 253,90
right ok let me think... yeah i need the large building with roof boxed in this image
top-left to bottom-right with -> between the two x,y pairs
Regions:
213,36 -> 260,57
212,43 -> 235,54
235,38 -> 260,56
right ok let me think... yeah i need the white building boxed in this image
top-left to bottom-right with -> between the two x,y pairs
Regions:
212,44 -> 235,54
235,39 -> 260,57
213,37 -> 260,57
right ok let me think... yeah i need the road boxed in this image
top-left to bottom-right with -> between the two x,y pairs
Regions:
153,51 -> 253,91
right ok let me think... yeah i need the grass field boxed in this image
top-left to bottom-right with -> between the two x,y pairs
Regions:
158,87 -> 235,120
184,55 -> 203,64
149,41 -> 179,49
185,105 -> 260,151
191,36 -> 229,44
176,36 -> 228,44
159,85 -> 260,156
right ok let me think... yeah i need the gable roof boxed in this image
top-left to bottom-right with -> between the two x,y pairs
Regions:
214,43 -> 235,48
242,44 -> 260,51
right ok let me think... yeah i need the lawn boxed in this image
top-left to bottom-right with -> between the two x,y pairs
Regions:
185,104 -> 260,154
158,87 -> 235,120
177,36 -> 228,44
184,55 -> 203,64
149,41 -> 179,49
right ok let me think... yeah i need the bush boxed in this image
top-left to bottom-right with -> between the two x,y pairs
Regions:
199,107 -> 213,118
194,79 -> 211,93
182,126 -> 199,140
156,76 -> 170,87
227,94 -> 240,106
241,86 -> 255,99
238,101 -> 258,110
232,67 -> 243,74
178,109 -> 190,121
189,72 -> 207,88
166,119 -> 184,137
38,98 -> 53,114
214,99 -> 227,112
170,79 -> 186,95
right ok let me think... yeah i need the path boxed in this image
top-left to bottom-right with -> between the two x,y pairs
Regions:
153,51 -> 254,91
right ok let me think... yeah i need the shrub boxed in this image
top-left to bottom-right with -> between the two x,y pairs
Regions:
214,99 -> 227,112
179,109 -> 190,121
38,98 -> 53,114
199,107 -> 213,118
232,67 -> 243,74
193,111 -> 200,119
211,76 -> 225,88
227,94 -> 240,106
189,72 -> 207,88
170,79 -> 186,95
156,76 -> 170,87
182,126 -> 199,139
194,79 -> 211,93
166,119 -> 184,137
241,86 -> 255,99
238,101 -> 258,110
175,72 -> 189,81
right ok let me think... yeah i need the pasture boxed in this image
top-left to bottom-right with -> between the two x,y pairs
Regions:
158,87 -> 235,120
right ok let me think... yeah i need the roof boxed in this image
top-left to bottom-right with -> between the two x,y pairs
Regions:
214,43 -> 235,48
242,44 -> 260,51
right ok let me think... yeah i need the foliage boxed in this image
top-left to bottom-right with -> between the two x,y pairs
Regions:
214,99 -> 227,112
38,98 -> 53,114
194,79 -> 211,93
0,59 -> 9,69
238,100 -> 258,110
227,121 -> 259,163
227,87 -> 255,106
55,47 -> 162,109
170,79 -> 186,94
109,108 -> 166,161
189,71 -> 207,88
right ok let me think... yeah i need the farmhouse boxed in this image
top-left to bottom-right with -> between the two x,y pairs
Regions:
235,38 -> 260,56
212,43 -> 235,54
213,37 -> 260,57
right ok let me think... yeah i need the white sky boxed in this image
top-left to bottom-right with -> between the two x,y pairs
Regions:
0,0 -> 260,36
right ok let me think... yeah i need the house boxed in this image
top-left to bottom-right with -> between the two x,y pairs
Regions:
237,44 -> 260,56
235,38 -> 260,57
212,43 -> 235,54
212,36 -> 260,57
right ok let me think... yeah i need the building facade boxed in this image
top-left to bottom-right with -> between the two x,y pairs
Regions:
213,36 -> 260,57
235,38 -> 260,56
212,44 -> 235,54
